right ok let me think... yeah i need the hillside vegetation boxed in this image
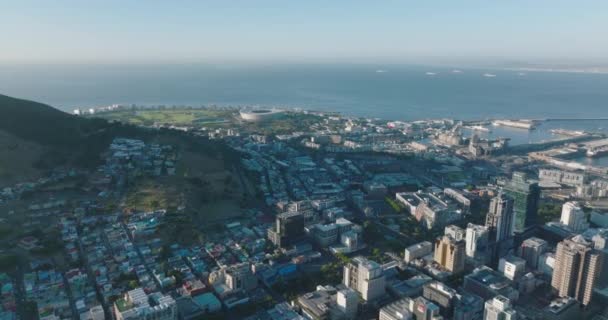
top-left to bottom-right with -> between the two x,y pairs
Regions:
0,94 -> 239,185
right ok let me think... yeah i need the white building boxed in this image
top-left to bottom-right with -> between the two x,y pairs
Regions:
113,288 -> 177,320
483,295 -> 517,320
465,223 -> 489,265
336,288 -> 359,319
343,257 -> 386,301
404,241 -> 433,263
560,202 -> 589,233
379,298 -> 413,320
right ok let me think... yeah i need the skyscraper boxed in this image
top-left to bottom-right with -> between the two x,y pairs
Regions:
465,223 -> 490,265
434,235 -> 465,274
486,193 -> 514,242
483,295 -> 517,320
560,201 -> 589,233
503,172 -> 540,233
551,235 -> 603,306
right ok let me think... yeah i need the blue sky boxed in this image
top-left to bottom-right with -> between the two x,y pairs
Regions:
2,0 -> 607,65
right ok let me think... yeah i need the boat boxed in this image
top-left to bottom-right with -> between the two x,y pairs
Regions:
483,73 -> 497,78
492,119 -> 536,130
452,69 -> 462,73
587,148 -> 608,157
426,72 -> 437,76
550,129 -> 585,136
465,125 -> 491,132
376,69 -> 387,73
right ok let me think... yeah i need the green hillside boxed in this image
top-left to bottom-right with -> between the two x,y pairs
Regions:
0,94 -> 109,146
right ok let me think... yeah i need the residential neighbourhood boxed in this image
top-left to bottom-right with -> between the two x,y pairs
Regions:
1,107 -> 608,320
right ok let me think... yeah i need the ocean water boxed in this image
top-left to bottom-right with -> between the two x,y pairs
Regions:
1,64 -> 608,121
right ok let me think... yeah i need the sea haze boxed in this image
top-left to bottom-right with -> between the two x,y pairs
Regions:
0,64 -> 607,121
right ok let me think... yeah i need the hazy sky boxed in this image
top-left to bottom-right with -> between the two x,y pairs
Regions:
2,0 -> 608,65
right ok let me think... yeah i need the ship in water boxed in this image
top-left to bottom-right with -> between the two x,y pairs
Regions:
550,129 -> 586,137
426,72 -> 437,76
492,119 -> 537,130
483,73 -> 497,78
465,125 -> 491,132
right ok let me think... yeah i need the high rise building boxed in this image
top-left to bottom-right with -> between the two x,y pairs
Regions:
551,235 -> 603,306
434,235 -> 465,274
560,201 -> 589,233
517,237 -> 547,270
465,223 -> 489,265
486,193 -> 514,242
483,295 -> 517,320
502,172 -> 540,233
343,257 -> 386,301
267,211 -> 305,247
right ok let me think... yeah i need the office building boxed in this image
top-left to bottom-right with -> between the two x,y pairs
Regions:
422,281 -> 458,316
502,172 -> 540,233
498,255 -> 526,281
517,237 -> 547,270
539,169 -> 586,187
486,193 -> 514,242
453,293 -> 484,320
434,235 -> 465,274
297,286 -> 358,320
336,288 -> 359,320
343,257 -> 386,301
483,295 -> 516,320
379,298 -> 413,320
560,201 -> 589,233
412,297 -> 442,320
551,235 -> 603,306
543,296 -> 579,320
404,241 -> 433,263
225,263 -> 257,292
268,211 -> 305,247
464,266 -> 519,301
465,223 -> 489,265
